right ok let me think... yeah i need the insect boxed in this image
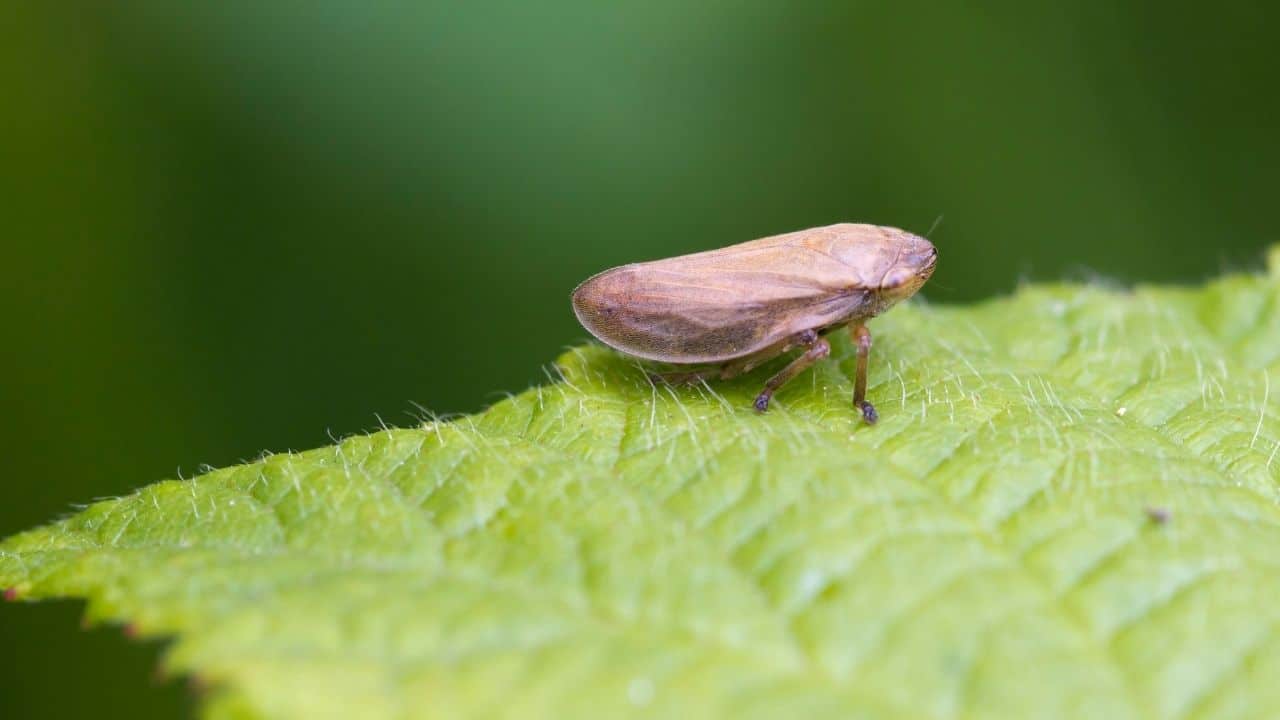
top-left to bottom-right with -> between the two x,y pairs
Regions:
571,223 -> 937,423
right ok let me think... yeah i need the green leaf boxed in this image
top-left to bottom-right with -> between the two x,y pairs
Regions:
5,253 -> 1280,719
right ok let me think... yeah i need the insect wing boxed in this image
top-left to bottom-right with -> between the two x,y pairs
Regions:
573,234 -> 868,363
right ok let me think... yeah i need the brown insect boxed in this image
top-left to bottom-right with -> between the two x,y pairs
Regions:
571,223 -> 938,423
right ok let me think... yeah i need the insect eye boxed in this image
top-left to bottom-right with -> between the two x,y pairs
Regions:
881,267 -> 914,290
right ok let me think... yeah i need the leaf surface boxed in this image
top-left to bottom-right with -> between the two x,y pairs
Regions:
5,254 -> 1280,719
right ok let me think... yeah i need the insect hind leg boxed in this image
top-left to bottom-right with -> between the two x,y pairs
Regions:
753,330 -> 829,412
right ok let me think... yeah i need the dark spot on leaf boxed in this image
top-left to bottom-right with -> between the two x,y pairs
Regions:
188,674 -> 212,696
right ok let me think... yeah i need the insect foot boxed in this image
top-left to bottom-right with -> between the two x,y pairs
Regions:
857,400 -> 879,425
753,394 -> 772,413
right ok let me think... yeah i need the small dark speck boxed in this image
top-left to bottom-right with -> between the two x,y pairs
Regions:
1145,506 -> 1171,525
187,674 -> 212,695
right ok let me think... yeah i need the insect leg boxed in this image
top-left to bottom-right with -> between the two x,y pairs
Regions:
753,330 -> 829,412
850,323 -> 877,424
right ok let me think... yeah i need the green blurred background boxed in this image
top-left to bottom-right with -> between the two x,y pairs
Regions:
2,1 -> 1275,716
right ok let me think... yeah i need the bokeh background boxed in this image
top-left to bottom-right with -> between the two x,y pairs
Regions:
2,2 -> 1276,716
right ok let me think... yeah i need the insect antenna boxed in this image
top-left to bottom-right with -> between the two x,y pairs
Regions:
925,214 -> 944,239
